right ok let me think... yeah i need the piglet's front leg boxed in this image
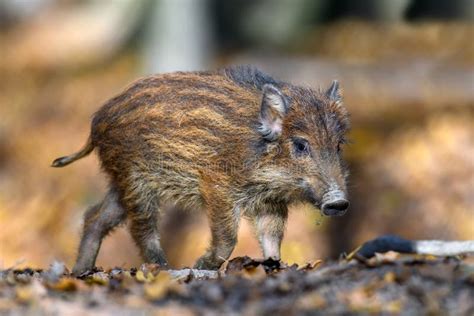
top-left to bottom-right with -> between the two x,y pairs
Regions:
253,204 -> 288,260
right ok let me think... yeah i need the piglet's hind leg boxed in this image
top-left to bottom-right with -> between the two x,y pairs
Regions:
72,189 -> 126,276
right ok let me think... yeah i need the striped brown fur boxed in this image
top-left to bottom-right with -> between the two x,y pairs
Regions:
52,65 -> 350,274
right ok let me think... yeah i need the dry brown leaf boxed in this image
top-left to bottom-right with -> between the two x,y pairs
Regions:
47,278 -> 78,292
86,272 -> 109,286
144,271 -> 173,301
135,270 -> 150,283
300,260 -> 323,271
242,265 -> 267,280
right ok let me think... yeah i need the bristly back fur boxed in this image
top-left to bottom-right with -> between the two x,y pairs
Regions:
221,65 -> 281,91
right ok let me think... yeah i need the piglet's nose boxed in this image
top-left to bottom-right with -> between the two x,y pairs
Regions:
321,189 -> 349,216
321,199 -> 349,216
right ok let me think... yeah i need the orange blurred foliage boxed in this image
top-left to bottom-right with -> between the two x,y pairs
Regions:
0,21 -> 472,270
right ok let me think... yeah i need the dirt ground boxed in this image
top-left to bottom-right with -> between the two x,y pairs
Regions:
1,252 -> 473,316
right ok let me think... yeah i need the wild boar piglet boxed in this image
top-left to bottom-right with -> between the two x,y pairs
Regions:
52,65 -> 350,275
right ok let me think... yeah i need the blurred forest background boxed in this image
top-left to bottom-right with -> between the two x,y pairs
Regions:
0,0 -> 473,270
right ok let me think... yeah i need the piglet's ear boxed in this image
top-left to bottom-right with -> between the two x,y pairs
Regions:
258,84 -> 288,141
326,80 -> 342,104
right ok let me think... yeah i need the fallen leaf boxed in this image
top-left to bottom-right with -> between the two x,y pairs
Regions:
242,265 -> 266,280
226,256 -> 260,274
144,271 -> 172,300
86,272 -> 109,286
135,270 -> 151,283
300,260 -> 323,271
47,277 -> 78,292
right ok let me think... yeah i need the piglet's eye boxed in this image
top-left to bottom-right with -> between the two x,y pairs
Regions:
292,138 -> 310,156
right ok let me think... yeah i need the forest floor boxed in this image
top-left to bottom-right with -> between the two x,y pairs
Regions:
1,252 -> 473,315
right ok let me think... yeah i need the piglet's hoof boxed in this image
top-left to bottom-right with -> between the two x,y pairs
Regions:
194,255 -> 224,270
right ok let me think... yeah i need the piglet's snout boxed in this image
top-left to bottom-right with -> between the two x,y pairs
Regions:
321,190 -> 349,216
